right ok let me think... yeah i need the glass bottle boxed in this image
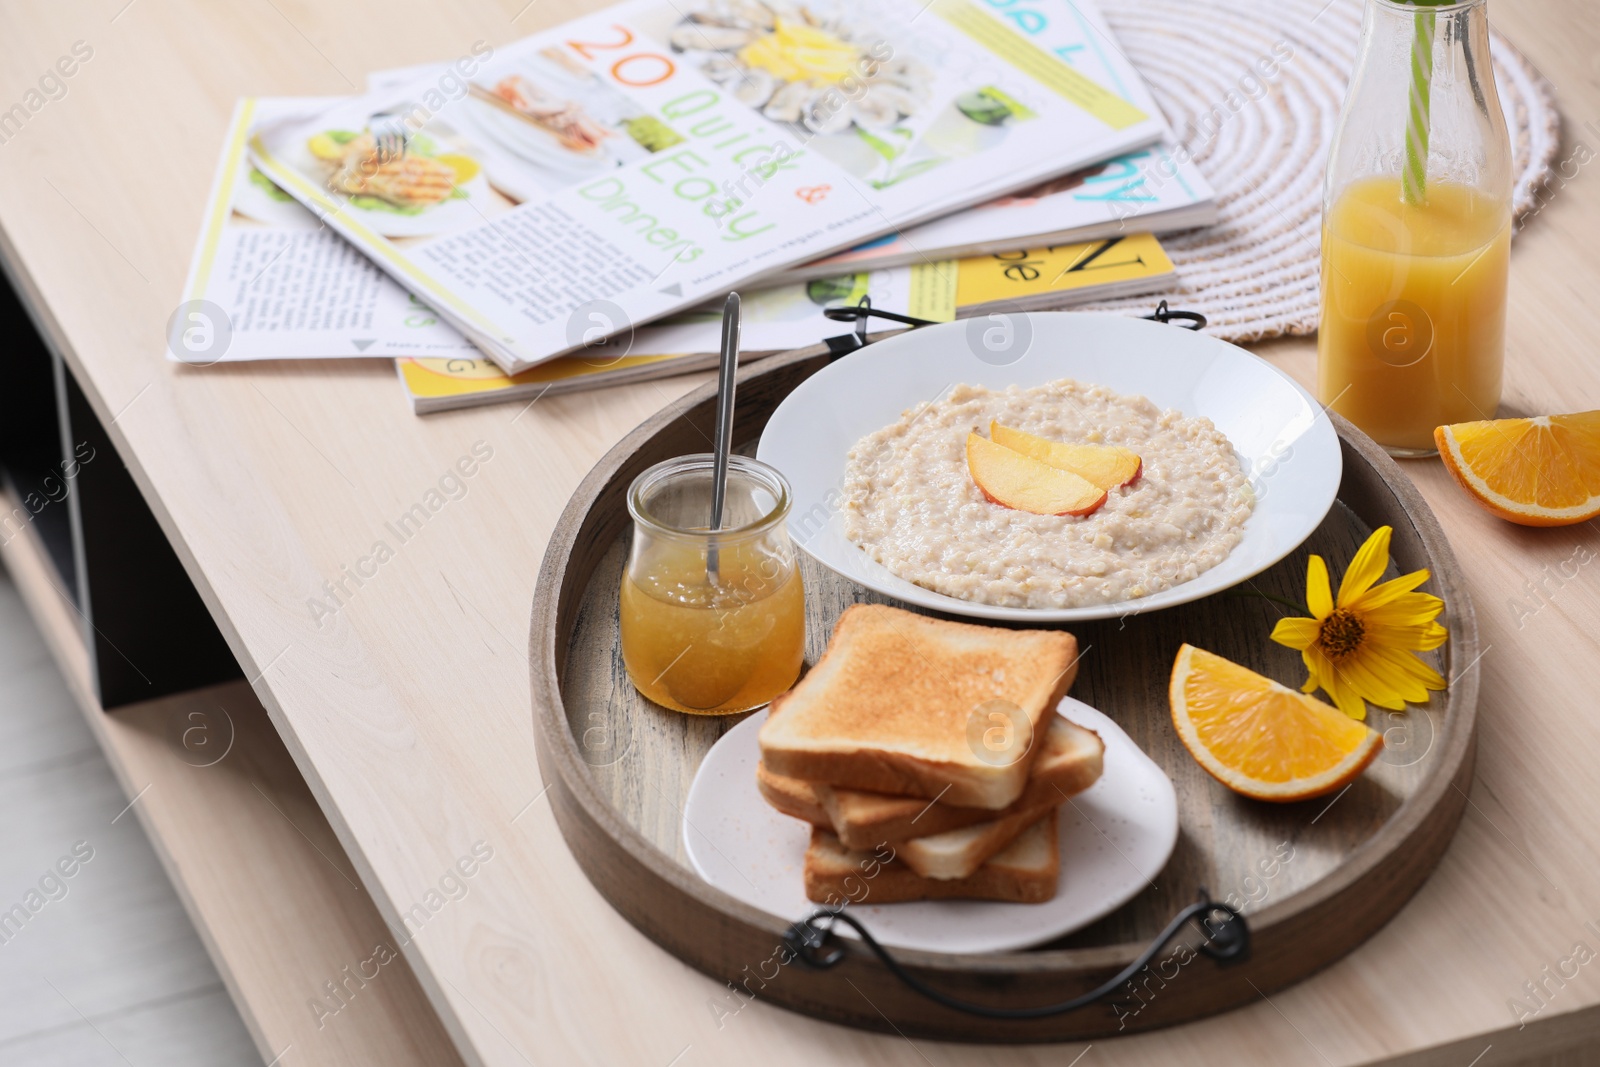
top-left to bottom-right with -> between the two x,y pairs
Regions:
1317,0 -> 1512,456
620,454 -> 805,715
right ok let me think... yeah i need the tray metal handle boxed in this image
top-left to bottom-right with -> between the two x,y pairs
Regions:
781,890 -> 1249,1021
821,298 -> 1208,358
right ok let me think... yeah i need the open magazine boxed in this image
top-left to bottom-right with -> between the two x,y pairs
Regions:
247,0 -> 1167,373
174,97 -> 481,363
398,231 -> 1174,413
177,99 -> 1171,390
174,98 -> 943,363
362,12 -> 1207,292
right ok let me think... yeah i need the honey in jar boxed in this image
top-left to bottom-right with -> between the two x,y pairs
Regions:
620,455 -> 804,715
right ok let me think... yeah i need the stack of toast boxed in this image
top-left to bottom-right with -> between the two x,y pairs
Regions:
756,604 -> 1103,904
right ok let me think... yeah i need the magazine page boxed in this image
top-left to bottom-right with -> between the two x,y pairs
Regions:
396,231 -> 1175,415
176,96 -> 937,366
633,262 -> 948,352
779,0 -> 1216,279
512,259 -> 940,364
778,140 -> 1213,279
248,0 -> 1164,373
171,98 -> 481,363
953,231 -> 1172,311
362,64 -> 941,354
393,263 -> 944,413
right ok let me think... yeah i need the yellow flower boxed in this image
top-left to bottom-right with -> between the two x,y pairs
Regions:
1269,525 -> 1447,720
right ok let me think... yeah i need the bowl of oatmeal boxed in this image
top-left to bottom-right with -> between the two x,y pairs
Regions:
756,313 -> 1341,622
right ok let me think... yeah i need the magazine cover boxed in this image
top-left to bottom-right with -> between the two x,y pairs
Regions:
248,0 -> 1165,372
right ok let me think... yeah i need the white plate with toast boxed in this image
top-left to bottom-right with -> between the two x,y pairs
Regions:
755,313 -> 1341,622
683,697 -> 1179,954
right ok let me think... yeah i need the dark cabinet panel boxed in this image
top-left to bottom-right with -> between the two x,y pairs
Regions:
0,270 -> 240,707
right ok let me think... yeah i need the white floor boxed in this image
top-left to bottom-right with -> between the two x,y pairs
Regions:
0,564 -> 260,1065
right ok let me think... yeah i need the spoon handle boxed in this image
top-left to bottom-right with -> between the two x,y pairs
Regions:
710,292 -> 741,535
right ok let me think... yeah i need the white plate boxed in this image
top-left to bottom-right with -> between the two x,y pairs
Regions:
682,697 -> 1178,954
755,313 -> 1341,623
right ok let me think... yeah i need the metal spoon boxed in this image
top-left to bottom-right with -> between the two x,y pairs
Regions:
707,292 -> 740,581
662,293 -> 750,713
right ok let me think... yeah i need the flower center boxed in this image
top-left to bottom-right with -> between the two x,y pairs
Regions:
1316,609 -> 1367,660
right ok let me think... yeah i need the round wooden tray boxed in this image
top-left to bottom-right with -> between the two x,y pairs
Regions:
530,339 -> 1479,1042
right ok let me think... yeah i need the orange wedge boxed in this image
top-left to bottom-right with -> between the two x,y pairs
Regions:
1435,412 -> 1600,526
1169,645 -> 1383,802
990,421 -> 1142,489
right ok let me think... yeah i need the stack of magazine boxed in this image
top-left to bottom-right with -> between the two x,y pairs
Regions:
177,0 -> 1216,414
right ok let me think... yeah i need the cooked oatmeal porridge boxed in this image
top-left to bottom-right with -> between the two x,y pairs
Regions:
842,379 -> 1255,609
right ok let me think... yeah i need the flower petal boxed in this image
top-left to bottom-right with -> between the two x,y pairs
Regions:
1271,616 -> 1321,650
1292,652 -> 1318,694
1353,568 -> 1434,610
1306,555 -> 1334,619
1337,647 -> 1424,708
1360,592 -> 1445,629
1364,642 -> 1447,696
1363,618 -> 1450,651
1326,673 -> 1369,721
1417,622 -> 1449,651
1338,526 -> 1393,606
1394,647 -> 1447,691
1306,647 -> 1367,720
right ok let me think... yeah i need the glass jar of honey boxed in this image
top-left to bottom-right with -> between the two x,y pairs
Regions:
620,454 -> 805,715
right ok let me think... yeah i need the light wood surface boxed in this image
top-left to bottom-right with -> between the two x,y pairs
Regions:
0,1 -> 1597,1064
0,496 -> 465,1067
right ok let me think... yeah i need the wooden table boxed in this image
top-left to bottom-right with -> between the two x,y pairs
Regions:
1,2 -> 1597,1065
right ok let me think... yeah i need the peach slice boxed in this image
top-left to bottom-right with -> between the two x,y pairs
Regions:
990,421 -> 1142,489
967,434 -> 1108,516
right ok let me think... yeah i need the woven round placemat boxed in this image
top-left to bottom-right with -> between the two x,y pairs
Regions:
1071,0 -> 1562,342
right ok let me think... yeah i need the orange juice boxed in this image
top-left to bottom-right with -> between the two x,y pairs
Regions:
1318,176 -> 1510,454
620,537 -> 805,715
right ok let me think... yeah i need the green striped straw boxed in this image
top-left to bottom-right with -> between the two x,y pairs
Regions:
1401,4 -> 1439,205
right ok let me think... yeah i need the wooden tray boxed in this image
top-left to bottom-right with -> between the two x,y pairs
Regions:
530,339 -> 1479,1042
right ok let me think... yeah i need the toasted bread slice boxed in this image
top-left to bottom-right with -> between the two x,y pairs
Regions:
758,715 -> 1101,845
755,762 -> 830,827
757,716 -> 1104,835
816,715 -> 1102,848
803,811 -> 1059,905
895,801 -> 1056,880
760,604 -> 1079,809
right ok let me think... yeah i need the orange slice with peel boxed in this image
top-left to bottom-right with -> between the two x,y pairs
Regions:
990,421 -> 1142,489
1435,412 -> 1600,526
1170,645 -> 1383,802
